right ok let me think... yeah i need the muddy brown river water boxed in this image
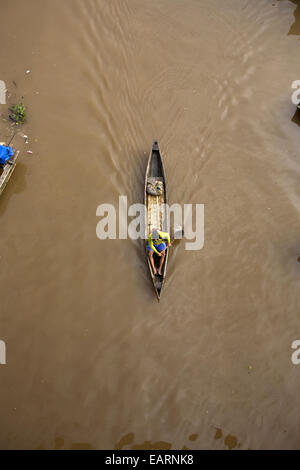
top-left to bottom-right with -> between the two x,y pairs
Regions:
0,0 -> 300,450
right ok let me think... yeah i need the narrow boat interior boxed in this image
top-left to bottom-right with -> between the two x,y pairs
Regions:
146,144 -> 168,297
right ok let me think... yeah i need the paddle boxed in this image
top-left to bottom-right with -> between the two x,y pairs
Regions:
7,128 -> 17,146
170,227 -> 184,246
158,229 -> 184,247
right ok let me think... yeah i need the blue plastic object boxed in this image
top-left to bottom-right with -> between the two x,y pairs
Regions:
0,145 -> 14,165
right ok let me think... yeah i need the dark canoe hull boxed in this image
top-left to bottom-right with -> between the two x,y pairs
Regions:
144,141 -> 169,301
0,150 -> 19,196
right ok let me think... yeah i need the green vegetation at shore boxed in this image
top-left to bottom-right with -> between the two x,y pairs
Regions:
9,103 -> 26,124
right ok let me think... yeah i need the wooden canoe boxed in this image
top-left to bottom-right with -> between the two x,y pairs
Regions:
0,150 -> 19,196
144,141 -> 169,301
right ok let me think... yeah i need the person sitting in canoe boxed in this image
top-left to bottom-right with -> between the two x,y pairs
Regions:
147,229 -> 171,276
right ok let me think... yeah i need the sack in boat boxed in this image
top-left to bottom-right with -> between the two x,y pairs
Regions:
147,178 -> 163,196
0,145 -> 14,166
